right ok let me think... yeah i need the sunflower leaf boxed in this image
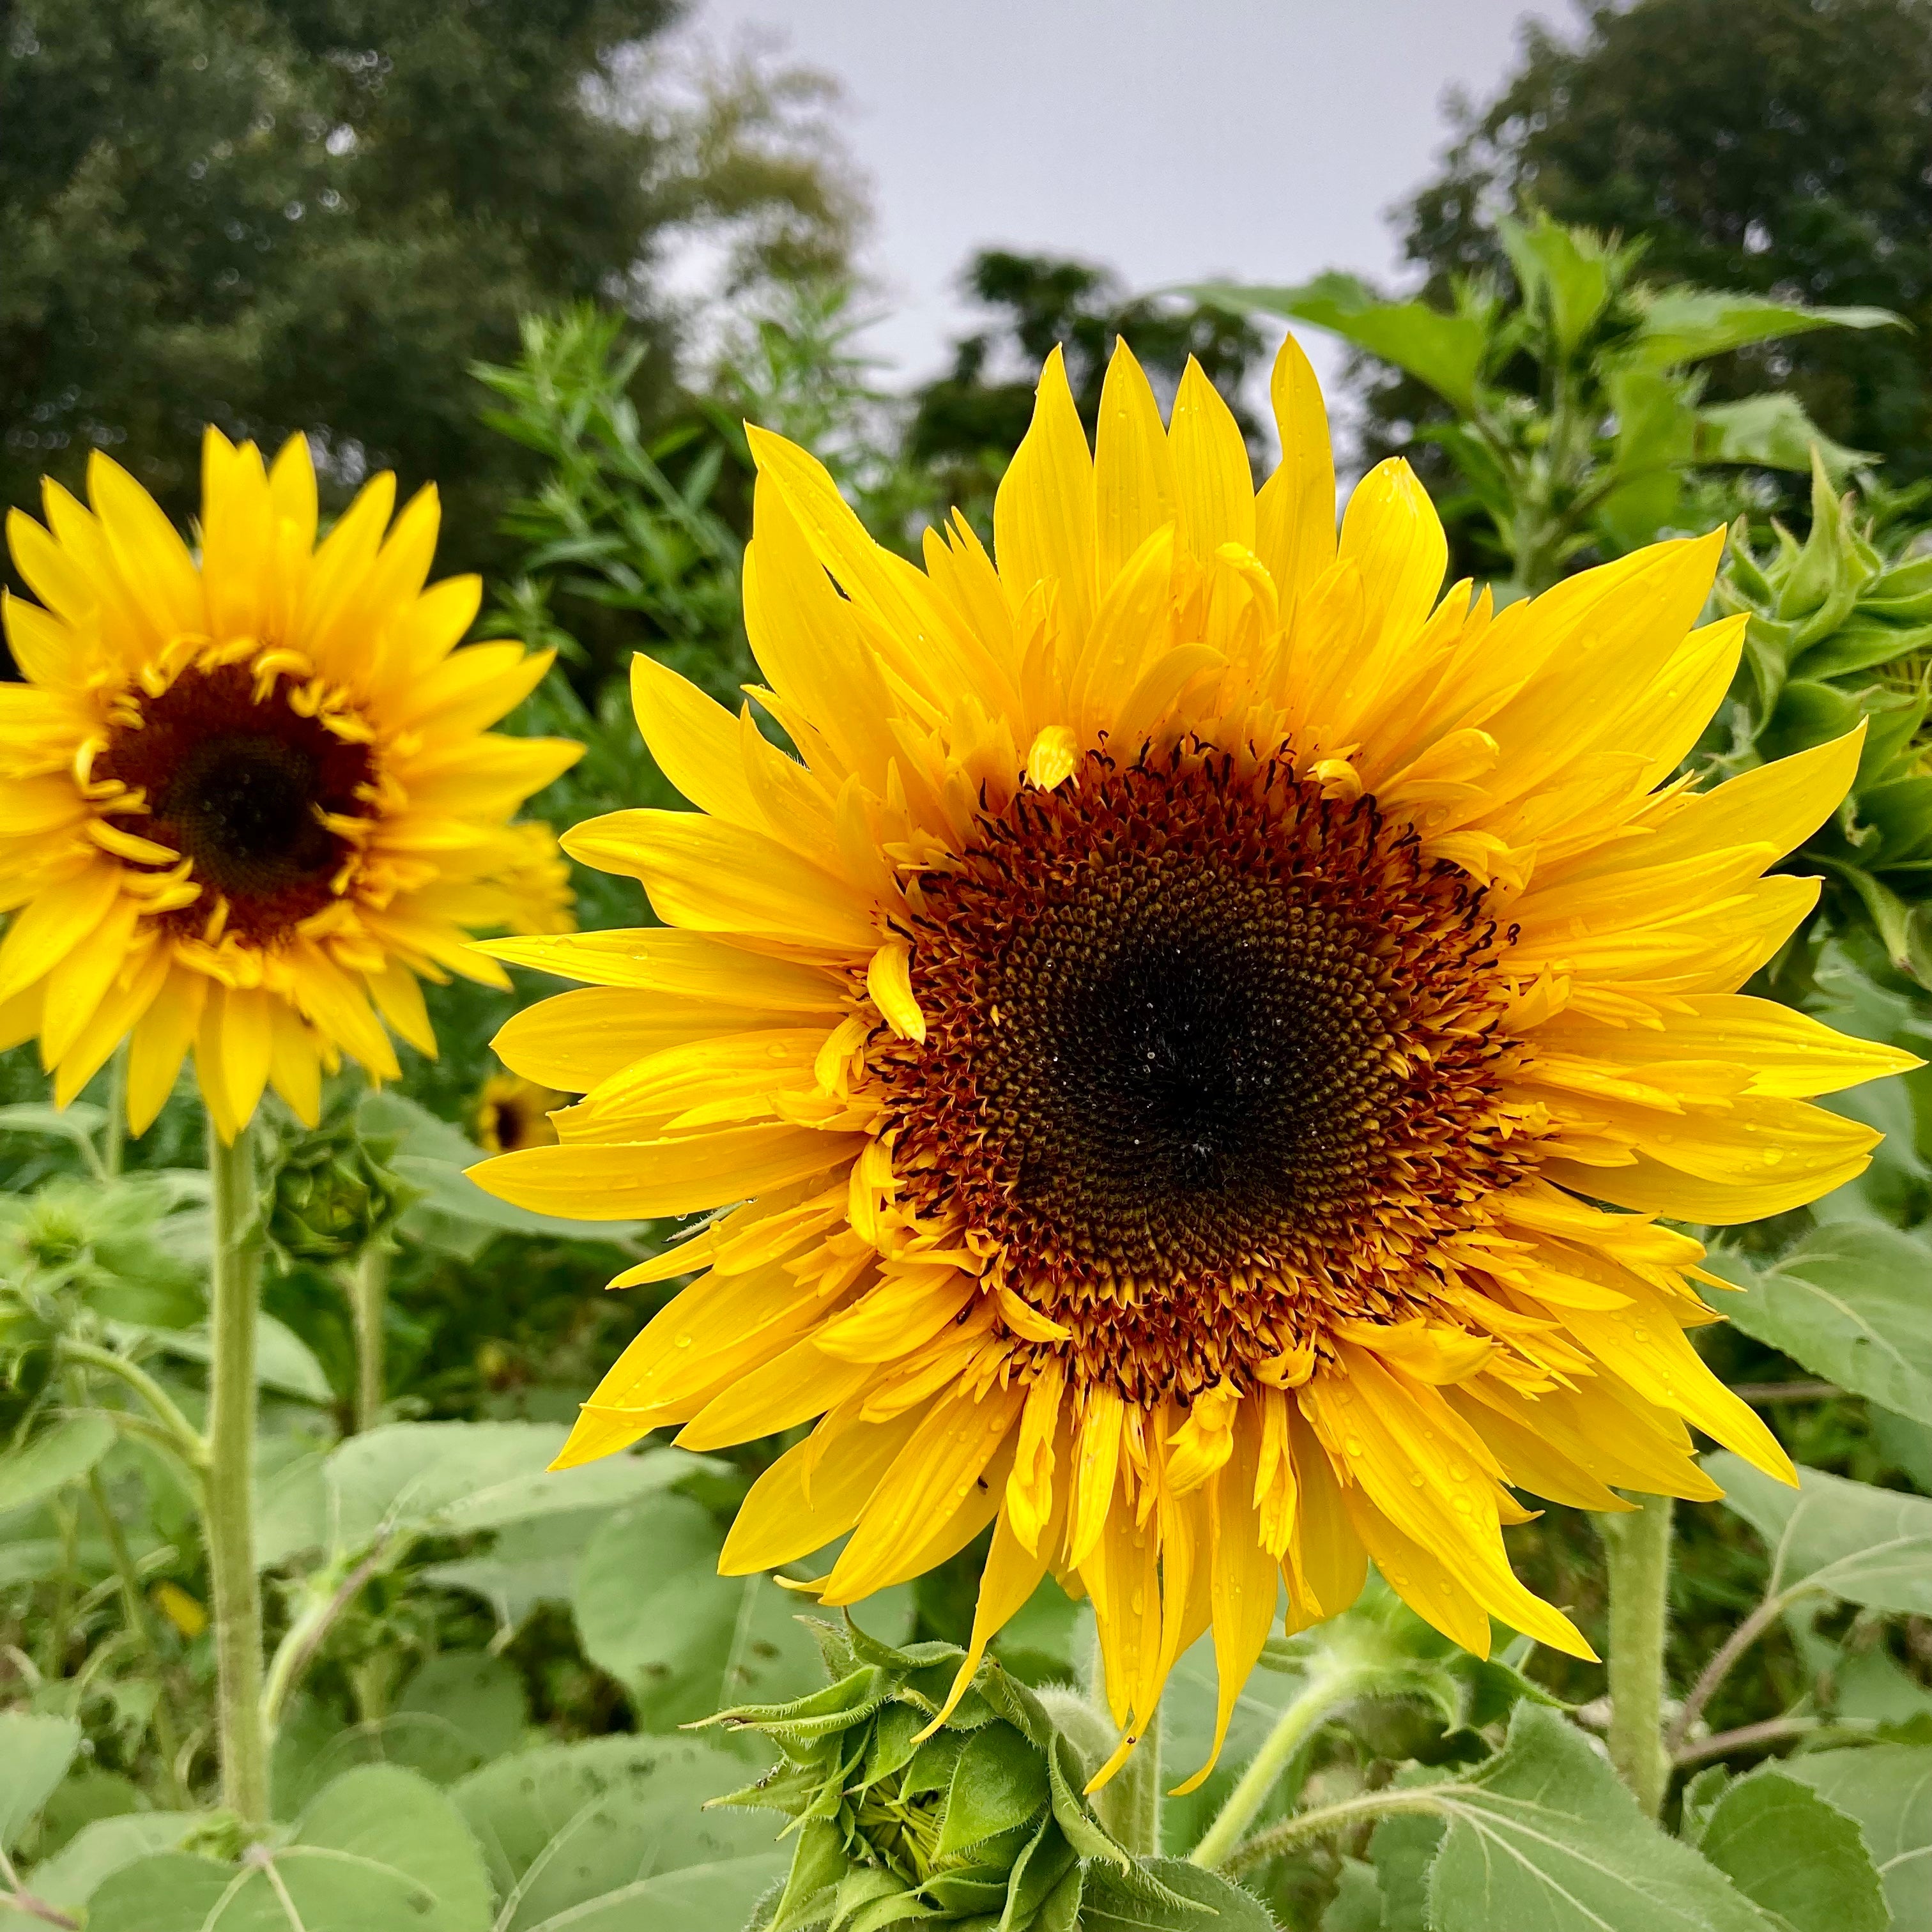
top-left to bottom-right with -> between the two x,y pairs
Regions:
1423,1705 -> 1779,1931
1692,1769 -> 1888,1932
1779,1745 -> 1932,1932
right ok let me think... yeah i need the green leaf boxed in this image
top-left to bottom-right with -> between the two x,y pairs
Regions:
1694,1769 -> 1887,1932
1782,1746 -> 1932,1932
1081,1857 -> 1279,1929
0,1714 -> 79,1853
1499,213 -> 1613,356
572,1491 -> 912,1728
88,1764 -> 493,1932
1696,394 -> 1874,477
1632,288 -> 1901,367
935,1721 -> 1049,1857
1706,1224 -> 1932,1425
514,1853 -> 790,1931
1425,1705 -> 1778,1931
137,1313 -> 332,1402
360,1091 -> 641,1257
454,1735 -> 776,1932
1321,1857 -> 1383,1932
1369,1811 -> 1443,1932
23,1811 -> 198,1912
1186,274 -> 1490,411
421,1509 -> 606,1634
1708,1453 -> 1932,1614
273,1420 -> 702,1563
0,1416 -> 115,1515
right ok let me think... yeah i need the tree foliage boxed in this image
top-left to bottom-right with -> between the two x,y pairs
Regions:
1386,0 -> 1932,489
0,0 -> 863,567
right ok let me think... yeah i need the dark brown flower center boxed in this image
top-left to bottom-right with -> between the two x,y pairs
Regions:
96,664 -> 375,946
877,747 -> 1540,1402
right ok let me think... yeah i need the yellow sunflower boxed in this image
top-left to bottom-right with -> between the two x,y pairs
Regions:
0,434 -> 579,1141
474,1071 -> 565,1154
473,339 -> 1913,1787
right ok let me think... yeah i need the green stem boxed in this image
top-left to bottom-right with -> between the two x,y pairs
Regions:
102,1044 -> 128,1179
1600,1492 -> 1675,1817
1220,1788 -> 1442,1878
85,1470 -> 189,1805
347,1241 -> 388,1434
57,1342 -> 208,1473
1190,1666 -> 1376,1870
206,1114 -> 269,1827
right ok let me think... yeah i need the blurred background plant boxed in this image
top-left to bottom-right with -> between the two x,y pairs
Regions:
6,0 -> 1932,1928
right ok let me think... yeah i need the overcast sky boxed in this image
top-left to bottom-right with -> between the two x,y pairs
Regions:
675,0 -> 1575,404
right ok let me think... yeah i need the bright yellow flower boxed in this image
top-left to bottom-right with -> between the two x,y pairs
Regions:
478,822 -> 578,938
474,1071 -> 564,1154
473,341 -> 1914,1787
0,435 -> 579,1141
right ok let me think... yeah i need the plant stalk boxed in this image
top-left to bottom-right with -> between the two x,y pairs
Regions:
348,1239 -> 389,1434
102,1044 -> 128,1179
1190,1666 -> 1375,1870
205,1114 -> 270,1827
85,1469 -> 188,1805
1600,1492 -> 1674,1816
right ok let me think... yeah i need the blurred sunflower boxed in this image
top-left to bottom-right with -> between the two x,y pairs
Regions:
473,339 -> 1913,1787
473,1071 -> 564,1154
0,435 -> 579,1142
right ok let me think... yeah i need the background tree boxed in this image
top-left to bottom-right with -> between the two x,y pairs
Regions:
0,0 -> 864,572
1365,0 -> 1932,524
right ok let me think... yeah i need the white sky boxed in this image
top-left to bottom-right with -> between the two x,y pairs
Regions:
673,0 -> 1575,408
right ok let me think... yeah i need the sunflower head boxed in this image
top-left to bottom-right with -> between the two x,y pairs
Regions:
475,337 -> 1917,1786
0,435 -> 580,1140
473,1071 -> 564,1154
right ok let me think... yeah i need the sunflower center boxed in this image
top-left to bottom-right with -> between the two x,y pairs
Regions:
96,663 -> 376,946
878,747 -> 1540,1403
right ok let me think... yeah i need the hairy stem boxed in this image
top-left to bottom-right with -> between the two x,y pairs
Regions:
347,1239 -> 389,1434
57,1341 -> 208,1473
1220,1788 -> 1443,1878
1600,1492 -> 1675,1816
205,1114 -> 269,1827
1190,1667 -> 1376,1871
1667,1586 -> 1811,1758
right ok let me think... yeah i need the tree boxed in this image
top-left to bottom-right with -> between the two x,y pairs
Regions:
1,0 -> 863,569
1385,0 -> 1932,489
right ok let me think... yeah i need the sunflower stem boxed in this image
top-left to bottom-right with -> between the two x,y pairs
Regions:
1600,1491 -> 1674,1817
347,1239 -> 389,1434
1190,1665 -> 1376,1871
102,1044 -> 128,1179
205,1112 -> 270,1827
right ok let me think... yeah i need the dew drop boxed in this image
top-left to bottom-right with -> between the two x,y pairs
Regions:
1763,1147 -> 1784,1165
1345,1437 -> 1363,1457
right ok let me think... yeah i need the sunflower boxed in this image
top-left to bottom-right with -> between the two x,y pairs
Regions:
0,435 -> 579,1144
474,1071 -> 565,1154
473,339 -> 1913,1787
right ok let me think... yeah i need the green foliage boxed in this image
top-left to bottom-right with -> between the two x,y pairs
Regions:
1395,0 -> 1932,494
1193,213 -> 1896,592
1705,459 -> 1932,977
0,0 -> 865,581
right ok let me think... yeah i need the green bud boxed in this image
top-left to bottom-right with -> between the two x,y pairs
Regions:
266,1112 -> 420,1267
707,1620 -> 1173,1932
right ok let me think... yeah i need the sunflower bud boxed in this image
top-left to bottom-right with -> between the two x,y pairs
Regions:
707,1620 -> 1187,1932
1715,452 -> 1932,716
266,1115 -> 419,1266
